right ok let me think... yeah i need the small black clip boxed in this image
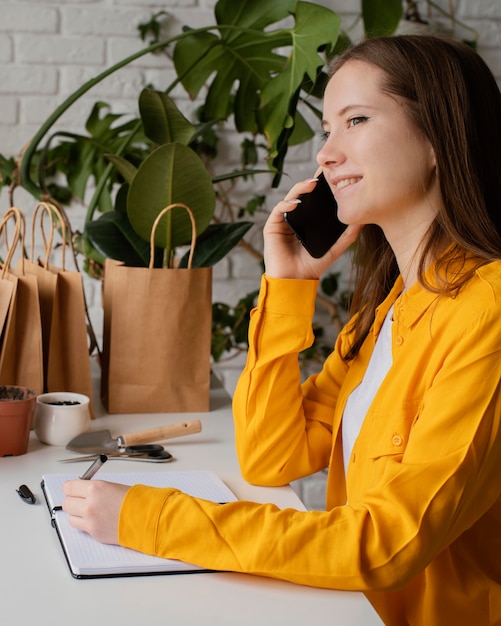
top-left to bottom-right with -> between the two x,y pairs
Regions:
50,505 -> 63,527
16,484 -> 36,504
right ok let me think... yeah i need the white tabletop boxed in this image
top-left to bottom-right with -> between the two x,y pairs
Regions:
1,373 -> 382,626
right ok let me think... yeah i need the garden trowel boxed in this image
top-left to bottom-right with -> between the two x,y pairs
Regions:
66,419 -> 202,454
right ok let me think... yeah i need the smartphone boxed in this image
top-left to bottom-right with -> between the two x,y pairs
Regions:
283,172 -> 347,258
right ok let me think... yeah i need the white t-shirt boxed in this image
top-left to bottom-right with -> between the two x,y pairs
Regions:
342,305 -> 394,476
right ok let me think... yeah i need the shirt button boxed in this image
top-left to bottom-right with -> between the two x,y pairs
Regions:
395,336 -> 403,346
392,434 -> 403,446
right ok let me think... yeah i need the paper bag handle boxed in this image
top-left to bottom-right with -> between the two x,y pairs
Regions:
0,207 -> 25,278
30,201 -> 67,270
149,203 -> 197,270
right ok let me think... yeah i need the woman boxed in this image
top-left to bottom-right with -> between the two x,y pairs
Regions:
63,36 -> 501,625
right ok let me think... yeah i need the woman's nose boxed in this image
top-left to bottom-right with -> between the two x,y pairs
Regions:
316,134 -> 344,168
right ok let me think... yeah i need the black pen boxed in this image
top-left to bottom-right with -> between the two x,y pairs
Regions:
79,454 -> 108,480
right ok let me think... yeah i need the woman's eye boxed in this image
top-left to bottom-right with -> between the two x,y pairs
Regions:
320,130 -> 330,142
349,116 -> 368,127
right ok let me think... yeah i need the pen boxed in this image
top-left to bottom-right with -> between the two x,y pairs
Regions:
79,454 -> 108,480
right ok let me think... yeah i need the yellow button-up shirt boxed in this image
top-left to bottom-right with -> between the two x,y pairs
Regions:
119,260 -> 501,626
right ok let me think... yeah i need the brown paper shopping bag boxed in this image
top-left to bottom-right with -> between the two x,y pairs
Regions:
101,204 -> 212,414
0,207 -> 44,395
23,202 -> 95,417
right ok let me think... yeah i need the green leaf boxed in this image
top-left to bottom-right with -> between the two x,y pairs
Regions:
137,10 -> 170,45
34,101 -> 148,215
0,154 -> 17,192
114,182 -> 129,213
138,88 -> 196,146
173,0 -> 296,132
85,211 -> 153,266
63,136 -> 98,201
179,221 -> 253,268
105,154 -> 138,184
211,287 -> 258,360
126,143 -> 216,249
172,30 -> 221,100
362,0 -> 403,37
320,272 -> 340,297
260,2 -> 341,155
215,0 -> 297,34
85,101 -> 123,136
288,109 -> 315,146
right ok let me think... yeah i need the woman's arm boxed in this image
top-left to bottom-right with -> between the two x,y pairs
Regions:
120,302 -> 501,591
63,282 -> 501,592
232,274 -> 350,485
231,182 -> 360,485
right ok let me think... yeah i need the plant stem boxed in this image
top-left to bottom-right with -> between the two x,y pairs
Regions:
426,0 -> 478,40
84,122 -> 142,225
20,35 -> 181,199
19,24 -> 291,201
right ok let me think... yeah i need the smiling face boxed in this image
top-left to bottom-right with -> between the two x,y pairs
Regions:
317,60 -> 442,247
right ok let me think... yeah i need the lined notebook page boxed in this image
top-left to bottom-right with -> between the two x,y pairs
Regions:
41,470 -> 237,578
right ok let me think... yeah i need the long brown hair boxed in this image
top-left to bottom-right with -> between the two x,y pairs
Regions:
330,36 -> 501,360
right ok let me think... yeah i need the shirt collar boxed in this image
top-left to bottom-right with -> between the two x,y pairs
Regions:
372,253 -> 479,338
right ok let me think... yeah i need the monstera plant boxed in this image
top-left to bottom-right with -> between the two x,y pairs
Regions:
1,0 -> 474,274
12,0 -> 345,274
7,0 -> 458,361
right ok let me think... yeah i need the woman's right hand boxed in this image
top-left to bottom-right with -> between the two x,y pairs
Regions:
62,479 -> 129,545
263,177 -> 362,280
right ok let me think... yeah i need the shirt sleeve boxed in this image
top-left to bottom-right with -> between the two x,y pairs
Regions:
231,274 -> 349,486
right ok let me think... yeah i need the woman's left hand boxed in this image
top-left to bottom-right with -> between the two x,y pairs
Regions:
62,479 -> 130,544
263,171 -> 362,280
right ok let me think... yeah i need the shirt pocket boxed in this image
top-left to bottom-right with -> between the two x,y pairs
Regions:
348,401 -> 421,499
366,401 -> 420,459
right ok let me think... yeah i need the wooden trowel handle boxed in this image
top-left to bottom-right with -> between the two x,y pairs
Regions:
119,419 -> 202,447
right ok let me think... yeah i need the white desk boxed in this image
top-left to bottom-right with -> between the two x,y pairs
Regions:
1,375 -> 382,626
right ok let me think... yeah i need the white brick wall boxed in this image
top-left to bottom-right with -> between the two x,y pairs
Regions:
1,0 -> 500,508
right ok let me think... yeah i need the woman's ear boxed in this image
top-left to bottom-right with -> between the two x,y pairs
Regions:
429,142 -> 437,170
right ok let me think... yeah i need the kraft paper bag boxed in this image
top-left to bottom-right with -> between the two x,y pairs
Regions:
0,207 -> 44,395
101,204 -> 212,414
23,202 -> 95,417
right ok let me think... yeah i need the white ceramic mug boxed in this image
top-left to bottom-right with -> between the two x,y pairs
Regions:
34,392 -> 91,446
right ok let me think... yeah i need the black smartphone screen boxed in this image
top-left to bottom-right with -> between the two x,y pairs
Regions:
283,173 -> 347,258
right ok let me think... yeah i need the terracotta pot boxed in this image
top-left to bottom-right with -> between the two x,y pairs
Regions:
0,386 -> 37,456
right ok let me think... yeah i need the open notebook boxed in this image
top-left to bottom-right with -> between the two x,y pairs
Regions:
41,470 -> 237,579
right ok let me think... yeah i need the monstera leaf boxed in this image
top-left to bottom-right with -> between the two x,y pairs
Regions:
173,0 -> 340,158
173,0 -> 296,128
259,2 -> 341,159
362,0 -> 403,37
